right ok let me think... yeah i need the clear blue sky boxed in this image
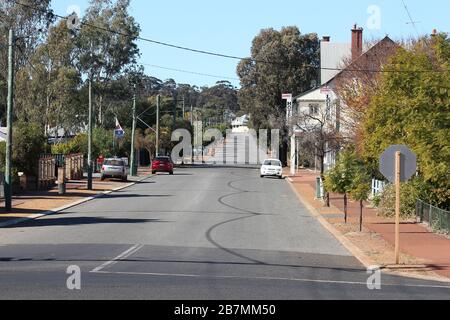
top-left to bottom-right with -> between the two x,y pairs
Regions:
52,0 -> 449,88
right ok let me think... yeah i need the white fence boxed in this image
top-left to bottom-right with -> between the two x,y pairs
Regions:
371,179 -> 386,197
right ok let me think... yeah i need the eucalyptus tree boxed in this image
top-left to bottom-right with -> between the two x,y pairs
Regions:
75,0 -> 141,126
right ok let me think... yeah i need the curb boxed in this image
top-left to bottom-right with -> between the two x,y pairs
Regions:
286,178 -> 450,284
0,174 -> 154,229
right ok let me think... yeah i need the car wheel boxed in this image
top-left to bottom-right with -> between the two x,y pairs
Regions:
169,171 -> 174,175
279,175 -> 283,179
101,175 -> 105,181
260,175 -> 264,178
152,171 -> 156,175
122,176 -> 128,182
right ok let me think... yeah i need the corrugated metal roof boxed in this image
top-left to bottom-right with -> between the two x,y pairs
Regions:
320,42 -> 351,85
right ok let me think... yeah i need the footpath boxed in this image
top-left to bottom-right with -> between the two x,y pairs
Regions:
286,169 -> 450,281
0,167 -> 153,228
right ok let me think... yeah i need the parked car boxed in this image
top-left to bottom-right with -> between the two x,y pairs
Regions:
101,158 -> 128,181
260,159 -> 283,179
152,156 -> 174,175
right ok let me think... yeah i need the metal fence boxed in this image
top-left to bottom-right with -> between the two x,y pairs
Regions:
416,199 -> 450,235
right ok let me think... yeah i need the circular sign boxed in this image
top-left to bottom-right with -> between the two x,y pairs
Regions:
380,145 -> 417,183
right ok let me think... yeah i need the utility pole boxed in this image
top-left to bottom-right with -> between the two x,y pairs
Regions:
172,92 -> 177,129
130,84 -> 137,176
4,29 -> 15,212
87,78 -> 93,190
190,105 -> 193,126
156,94 -> 160,157
182,96 -> 185,120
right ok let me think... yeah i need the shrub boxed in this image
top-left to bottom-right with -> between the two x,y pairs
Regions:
378,179 -> 423,219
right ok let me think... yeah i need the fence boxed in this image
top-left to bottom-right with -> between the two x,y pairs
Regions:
38,156 -> 56,190
371,179 -> 386,197
65,154 -> 84,180
416,199 -> 450,235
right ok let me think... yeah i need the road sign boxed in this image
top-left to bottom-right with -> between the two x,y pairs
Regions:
320,86 -> 332,94
114,129 -> 125,139
380,145 -> 417,183
379,145 -> 417,265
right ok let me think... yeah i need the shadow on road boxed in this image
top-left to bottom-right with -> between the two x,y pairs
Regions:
99,194 -> 172,199
4,217 -> 169,228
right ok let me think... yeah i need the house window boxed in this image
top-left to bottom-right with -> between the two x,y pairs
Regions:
309,104 -> 319,116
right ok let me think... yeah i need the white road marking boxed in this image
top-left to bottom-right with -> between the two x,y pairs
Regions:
91,244 -> 144,273
91,270 -> 450,290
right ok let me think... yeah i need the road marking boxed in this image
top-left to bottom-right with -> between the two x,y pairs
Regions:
91,244 -> 144,273
91,270 -> 450,290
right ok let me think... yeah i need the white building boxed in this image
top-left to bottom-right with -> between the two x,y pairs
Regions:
294,25 -> 397,172
231,115 -> 250,133
0,127 -> 7,143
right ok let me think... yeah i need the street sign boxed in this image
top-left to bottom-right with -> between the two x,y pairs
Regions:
380,145 -> 417,183
282,93 -> 292,100
114,129 -> 125,139
379,144 -> 417,265
320,86 -> 332,94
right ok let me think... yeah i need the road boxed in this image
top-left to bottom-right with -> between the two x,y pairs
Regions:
0,167 -> 449,300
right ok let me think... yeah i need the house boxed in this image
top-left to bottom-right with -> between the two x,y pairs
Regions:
231,115 -> 250,133
0,128 -> 7,143
294,24 -> 398,172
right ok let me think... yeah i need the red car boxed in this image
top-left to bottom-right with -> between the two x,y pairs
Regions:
152,156 -> 174,175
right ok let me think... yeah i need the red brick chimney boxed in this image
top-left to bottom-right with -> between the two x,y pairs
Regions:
351,24 -> 363,61
322,36 -> 330,42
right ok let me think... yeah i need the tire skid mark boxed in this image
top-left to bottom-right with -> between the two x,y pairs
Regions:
206,173 -> 268,265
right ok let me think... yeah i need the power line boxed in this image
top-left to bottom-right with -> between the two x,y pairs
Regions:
10,0 -> 450,74
141,63 -> 239,81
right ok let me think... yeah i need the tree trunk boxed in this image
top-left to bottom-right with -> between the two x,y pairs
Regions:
359,200 -> 364,232
344,193 -> 348,223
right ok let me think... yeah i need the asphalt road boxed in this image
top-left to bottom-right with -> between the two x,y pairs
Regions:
0,167 -> 449,300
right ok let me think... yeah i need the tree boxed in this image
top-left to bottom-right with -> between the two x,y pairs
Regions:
12,121 -> 47,176
0,0 -> 54,124
333,38 -> 398,149
15,20 -> 82,134
349,164 -> 372,232
75,0 -> 140,125
237,26 -> 319,130
324,150 -> 361,222
294,100 -> 341,177
237,27 -> 320,163
362,33 -> 450,209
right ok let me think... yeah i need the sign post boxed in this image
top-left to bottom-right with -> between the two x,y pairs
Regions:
282,93 -> 296,176
395,151 -> 401,264
380,145 -> 417,265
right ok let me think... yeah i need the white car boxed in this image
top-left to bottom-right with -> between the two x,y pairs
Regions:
260,159 -> 283,179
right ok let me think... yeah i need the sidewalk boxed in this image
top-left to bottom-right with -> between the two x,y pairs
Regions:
286,169 -> 450,280
0,168 -> 153,227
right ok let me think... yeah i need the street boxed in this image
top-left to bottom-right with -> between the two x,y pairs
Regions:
0,167 -> 449,300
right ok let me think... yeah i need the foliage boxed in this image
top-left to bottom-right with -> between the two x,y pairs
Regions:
324,150 -> 361,195
237,26 -> 320,131
9,121 -> 47,176
362,33 -> 450,209
349,166 -> 372,202
51,127 -> 131,159
378,179 -> 424,219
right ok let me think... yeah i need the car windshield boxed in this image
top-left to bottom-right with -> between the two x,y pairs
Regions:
155,157 -> 170,162
104,160 -> 124,166
264,160 -> 281,167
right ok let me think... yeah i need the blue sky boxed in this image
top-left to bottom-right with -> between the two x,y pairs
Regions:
52,0 -> 449,88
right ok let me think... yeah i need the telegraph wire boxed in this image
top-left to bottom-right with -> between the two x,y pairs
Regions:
10,0 -> 450,74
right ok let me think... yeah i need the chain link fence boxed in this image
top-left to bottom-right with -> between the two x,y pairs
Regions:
416,199 -> 450,235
